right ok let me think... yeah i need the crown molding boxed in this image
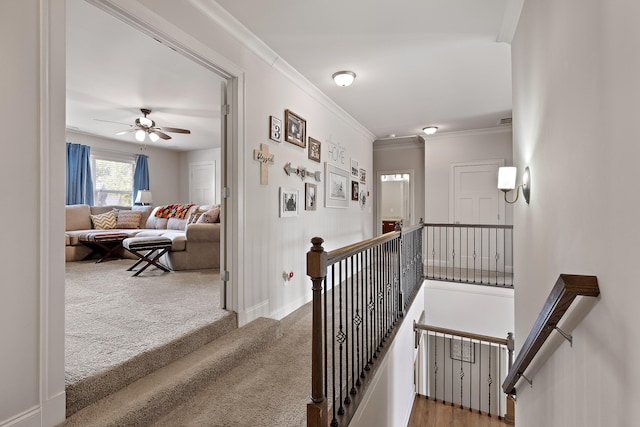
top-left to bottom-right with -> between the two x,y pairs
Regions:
187,0 -> 375,142
373,136 -> 424,152
425,126 -> 512,141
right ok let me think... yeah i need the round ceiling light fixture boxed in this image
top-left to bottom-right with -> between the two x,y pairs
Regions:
422,126 -> 438,135
332,71 -> 356,87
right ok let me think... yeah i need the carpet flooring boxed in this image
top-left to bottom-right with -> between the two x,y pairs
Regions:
65,260 -> 234,415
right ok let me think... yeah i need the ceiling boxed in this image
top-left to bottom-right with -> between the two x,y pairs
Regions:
66,0 -> 519,150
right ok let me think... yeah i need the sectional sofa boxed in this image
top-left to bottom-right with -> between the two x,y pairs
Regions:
65,203 -> 220,270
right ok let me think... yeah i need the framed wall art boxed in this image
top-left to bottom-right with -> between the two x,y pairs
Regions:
305,183 -> 317,211
284,109 -> 306,148
359,168 -> 366,184
351,158 -> 359,178
351,180 -> 359,201
308,137 -> 321,163
269,116 -> 282,142
279,187 -> 299,217
450,338 -> 475,363
325,162 -> 349,208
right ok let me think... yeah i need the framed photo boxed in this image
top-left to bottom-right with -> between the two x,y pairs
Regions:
269,116 -> 282,142
284,109 -> 306,148
351,158 -> 359,178
325,162 -> 349,208
279,187 -> 299,217
450,339 -> 475,363
359,168 -> 366,184
308,137 -> 321,163
351,180 -> 359,201
305,183 -> 317,211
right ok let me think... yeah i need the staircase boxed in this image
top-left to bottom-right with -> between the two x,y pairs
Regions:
63,317 -> 284,426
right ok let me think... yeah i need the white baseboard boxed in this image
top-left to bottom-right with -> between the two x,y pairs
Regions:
1,406 -> 40,427
271,293 -> 312,321
1,391 -> 66,427
237,300 -> 270,326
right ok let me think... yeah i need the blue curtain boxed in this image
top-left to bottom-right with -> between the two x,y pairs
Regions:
66,142 -> 94,205
133,154 -> 150,204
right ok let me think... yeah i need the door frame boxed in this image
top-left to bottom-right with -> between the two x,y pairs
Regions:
376,169 -> 415,236
448,159 -> 505,224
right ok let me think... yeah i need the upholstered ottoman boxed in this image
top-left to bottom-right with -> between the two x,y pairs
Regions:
122,236 -> 173,276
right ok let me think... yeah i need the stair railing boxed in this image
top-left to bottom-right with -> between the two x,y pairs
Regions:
424,223 -> 514,288
307,223 -> 424,427
502,274 -> 600,396
413,322 -> 515,421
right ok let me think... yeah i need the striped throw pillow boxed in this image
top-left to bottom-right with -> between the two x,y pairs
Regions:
116,210 -> 142,229
91,210 -> 116,230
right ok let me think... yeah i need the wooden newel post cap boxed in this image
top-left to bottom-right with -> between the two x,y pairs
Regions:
307,237 -> 327,279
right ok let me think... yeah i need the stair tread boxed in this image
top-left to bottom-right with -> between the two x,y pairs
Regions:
62,317 -> 283,427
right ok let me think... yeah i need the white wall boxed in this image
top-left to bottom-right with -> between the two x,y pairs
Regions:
349,285 -> 426,427
424,128 -> 512,223
424,280 -> 514,340
66,131 -> 182,205
512,0 -> 640,425
1,0 -> 66,426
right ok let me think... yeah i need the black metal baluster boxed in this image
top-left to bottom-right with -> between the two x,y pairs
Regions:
337,262 -> 345,417
458,226 -> 462,282
344,257 -> 351,406
488,342 -> 492,417
469,339 -> 473,412
473,227 -> 477,283
459,337 -> 464,408
495,228 -> 499,286
330,265 -> 338,427
324,276 -> 328,403
445,226 -> 449,280
478,339 -> 482,414
356,252 -> 363,387
373,245 -> 379,359
433,333 -> 438,402
498,343 -> 502,419
366,248 -> 372,372
432,226 -> 436,279
438,226 -> 442,279
451,336 -> 454,406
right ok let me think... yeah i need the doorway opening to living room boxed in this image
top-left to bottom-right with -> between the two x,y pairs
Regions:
63,0 -> 239,417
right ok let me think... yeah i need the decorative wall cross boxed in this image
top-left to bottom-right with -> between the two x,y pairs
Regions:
253,143 -> 275,185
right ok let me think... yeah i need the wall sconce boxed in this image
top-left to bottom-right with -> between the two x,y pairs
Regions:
498,166 -> 530,204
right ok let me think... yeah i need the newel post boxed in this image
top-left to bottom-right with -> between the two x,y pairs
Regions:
307,237 -> 328,427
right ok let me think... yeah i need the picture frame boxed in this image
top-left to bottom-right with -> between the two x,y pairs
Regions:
284,109 -> 306,148
305,183 -> 317,211
269,116 -> 282,142
308,137 -> 321,163
279,187 -> 299,217
325,162 -> 349,208
359,168 -> 366,184
450,339 -> 475,363
351,158 -> 359,178
351,180 -> 359,201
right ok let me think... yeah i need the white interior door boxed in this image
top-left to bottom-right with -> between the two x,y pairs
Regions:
449,161 -> 505,270
189,161 -> 215,205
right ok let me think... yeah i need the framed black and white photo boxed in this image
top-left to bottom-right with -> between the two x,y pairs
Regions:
450,339 -> 475,363
308,137 -> 321,163
351,158 -> 359,178
359,168 -> 366,184
305,183 -> 317,211
351,180 -> 359,201
269,116 -> 282,142
284,109 -> 306,148
325,162 -> 349,208
279,187 -> 299,217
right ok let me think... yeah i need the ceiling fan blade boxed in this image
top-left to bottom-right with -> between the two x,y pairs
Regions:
115,128 -> 136,136
94,118 -> 131,126
151,130 -> 172,140
158,126 -> 191,134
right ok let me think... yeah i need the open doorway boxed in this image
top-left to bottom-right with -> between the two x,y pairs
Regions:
64,0 -> 237,417
377,170 -> 415,234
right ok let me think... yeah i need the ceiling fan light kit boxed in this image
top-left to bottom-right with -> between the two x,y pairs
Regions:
107,108 -> 192,143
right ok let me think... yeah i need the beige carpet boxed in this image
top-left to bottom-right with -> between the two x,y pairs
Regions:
152,304 -> 313,427
65,259 -> 234,415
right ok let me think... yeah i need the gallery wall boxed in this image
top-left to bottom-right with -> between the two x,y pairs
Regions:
512,0 -> 640,425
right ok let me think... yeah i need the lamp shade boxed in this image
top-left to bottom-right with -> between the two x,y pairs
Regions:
332,71 -> 356,87
498,167 -> 517,190
135,190 -> 153,205
135,129 -> 146,142
148,131 -> 159,142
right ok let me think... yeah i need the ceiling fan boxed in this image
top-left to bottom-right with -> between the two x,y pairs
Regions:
98,108 -> 191,142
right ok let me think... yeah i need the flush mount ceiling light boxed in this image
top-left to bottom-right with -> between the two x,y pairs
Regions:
422,126 -> 438,135
332,71 -> 356,87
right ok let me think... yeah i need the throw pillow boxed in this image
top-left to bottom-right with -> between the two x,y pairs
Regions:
116,210 -> 142,229
154,203 -> 195,219
187,212 -> 202,224
91,210 -> 116,230
197,206 -> 220,224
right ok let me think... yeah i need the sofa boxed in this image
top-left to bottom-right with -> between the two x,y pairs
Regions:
65,203 -> 220,270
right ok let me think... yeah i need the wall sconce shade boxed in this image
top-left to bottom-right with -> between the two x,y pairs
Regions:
498,166 -> 530,204
135,190 -> 153,205
332,71 -> 356,87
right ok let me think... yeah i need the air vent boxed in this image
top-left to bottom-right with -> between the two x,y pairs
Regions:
499,117 -> 512,125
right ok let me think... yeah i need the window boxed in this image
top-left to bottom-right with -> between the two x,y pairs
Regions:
91,153 -> 135,207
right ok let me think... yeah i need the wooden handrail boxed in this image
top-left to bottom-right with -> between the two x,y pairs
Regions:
423,222 -> 514,230
502,274 -> 599,395
413,323 -> 511,347
327,231 -> 399,265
